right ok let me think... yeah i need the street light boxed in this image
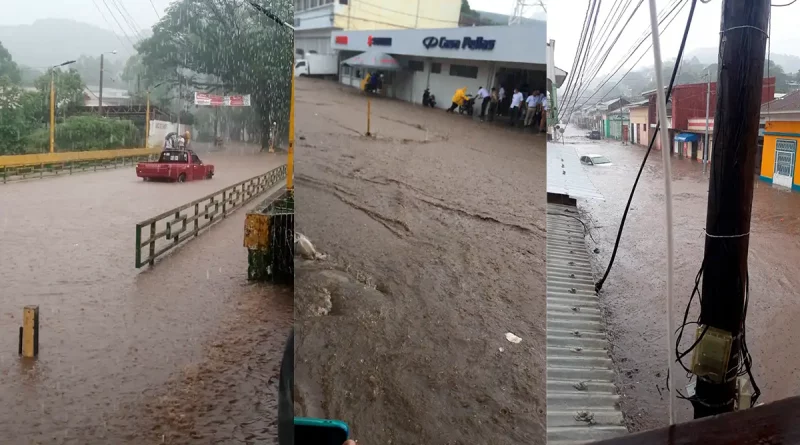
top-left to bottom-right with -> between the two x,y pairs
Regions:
145,81 -> 167,148
248,2 -> 295,193
49,59 -> 77,154
99,50 -> 117,116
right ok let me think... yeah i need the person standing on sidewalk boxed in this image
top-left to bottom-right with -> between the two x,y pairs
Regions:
488,87 -> 499,122
524,90 -> 539,127
509,88 -> 524,127
498,86 -> 506,116
477,86 -> 491,121
540,94 -> 549,133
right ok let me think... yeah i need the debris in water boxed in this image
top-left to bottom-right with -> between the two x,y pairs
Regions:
295,232 -> 326,260
505,333 -> 522,344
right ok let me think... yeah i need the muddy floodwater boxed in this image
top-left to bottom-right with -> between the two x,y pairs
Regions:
567,131 -> 800,431
294,78 -> 547,444
0,144 -> 291,443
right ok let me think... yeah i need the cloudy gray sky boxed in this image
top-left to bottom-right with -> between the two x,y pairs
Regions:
0,0 -> 169,29
548,0 -> 800,74
0,0 -> 539,29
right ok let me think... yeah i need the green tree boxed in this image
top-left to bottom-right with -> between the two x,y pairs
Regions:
0,41 -> 21,84
33,68 -> 86,118
0,77 -> 34,154
136,0 -> 293,150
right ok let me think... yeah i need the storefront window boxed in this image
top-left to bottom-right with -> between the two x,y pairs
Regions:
408,60 -> 424,72
449,64 -> 479,79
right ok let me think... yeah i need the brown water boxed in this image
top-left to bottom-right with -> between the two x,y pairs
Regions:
0,144 -> 291,443
569,131 -> 800,431
294,78 -> 547,444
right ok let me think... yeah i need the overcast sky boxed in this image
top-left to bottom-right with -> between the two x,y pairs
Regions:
0,0 -> 540,29
548,0 -> 800,74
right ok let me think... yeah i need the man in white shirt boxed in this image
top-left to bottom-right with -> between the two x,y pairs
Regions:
477,86 -> 491,121
524,90 -> 539,127
509,88 -> 524,127
498,86 -> 506,115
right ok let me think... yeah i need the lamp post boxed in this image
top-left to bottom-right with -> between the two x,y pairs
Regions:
98,50 -> 117,116
145,81 -> 167,149
49,60 -> 77,154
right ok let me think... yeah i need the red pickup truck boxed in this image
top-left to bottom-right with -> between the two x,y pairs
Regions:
136,149 -> 215,182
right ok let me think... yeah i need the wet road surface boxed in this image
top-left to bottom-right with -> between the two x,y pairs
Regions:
0,144 -> 291,443
294,78 -> 547,444
566,130 -> 800,431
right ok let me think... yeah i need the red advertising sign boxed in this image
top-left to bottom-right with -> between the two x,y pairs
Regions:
194,92 -> 251,107
225,95 -> 251,107
194,92 -> 224,106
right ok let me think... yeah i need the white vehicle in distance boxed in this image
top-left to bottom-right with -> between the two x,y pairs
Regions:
580,154 -> 613,166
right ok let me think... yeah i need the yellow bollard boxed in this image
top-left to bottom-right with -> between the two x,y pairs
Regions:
19,305 -> 39,358
366,98 -> 372,136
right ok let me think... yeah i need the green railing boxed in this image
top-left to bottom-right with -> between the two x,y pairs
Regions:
1,155 -> 158,184
135,165 -> 287,268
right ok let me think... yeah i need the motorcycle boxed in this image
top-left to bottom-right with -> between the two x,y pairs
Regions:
458,95 -> 476,116
422,88 -> 436,108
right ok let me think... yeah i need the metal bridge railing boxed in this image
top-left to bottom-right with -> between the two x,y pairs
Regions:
135,165 -> 287,268
1,154 -> 159,184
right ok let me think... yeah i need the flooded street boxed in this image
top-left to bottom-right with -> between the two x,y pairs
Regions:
0,145 -> 291,443
294,78 -> 546,444
567,131 -> 800,431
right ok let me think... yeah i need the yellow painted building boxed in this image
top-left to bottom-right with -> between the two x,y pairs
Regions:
760,120 -> 800,191
295,0 -> 461,55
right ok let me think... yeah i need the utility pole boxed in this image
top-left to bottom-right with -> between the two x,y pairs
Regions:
693,0 -> 770,419
703,69 -> 711,174
99,53 -> 104,116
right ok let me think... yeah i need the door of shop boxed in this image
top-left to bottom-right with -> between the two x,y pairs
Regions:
774,139 -> 796,189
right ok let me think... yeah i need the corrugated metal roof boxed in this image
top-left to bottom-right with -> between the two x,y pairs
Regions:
547,204 -> 628,444
761,89 -> 800,113
547,144 -> 605,201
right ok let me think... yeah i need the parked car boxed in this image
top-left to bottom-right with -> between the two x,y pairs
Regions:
580,154 -> 613,166
587,130 -> 602,140
136,149 -> 215,182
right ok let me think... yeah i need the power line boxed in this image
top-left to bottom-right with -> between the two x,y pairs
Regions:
91,0 -> 135,48
107,0 -> 144,41
559,0 -> 602,122
148,0 -> 161,19
557,0 -> 594,122
594,0 -> 698,295
593,0 -> 688,103
565,0 -> 681,118
569,0 -> 688,121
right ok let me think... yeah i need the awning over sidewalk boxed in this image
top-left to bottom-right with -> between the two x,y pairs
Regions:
674,133 -> 699,142
341,51 -> 401,71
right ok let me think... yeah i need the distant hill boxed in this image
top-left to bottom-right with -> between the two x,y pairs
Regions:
0,18 -> 145,68
687,47 -> 800,74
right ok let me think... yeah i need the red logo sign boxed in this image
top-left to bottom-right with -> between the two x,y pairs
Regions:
367,35 -> 373,46
335,35 -> 348,45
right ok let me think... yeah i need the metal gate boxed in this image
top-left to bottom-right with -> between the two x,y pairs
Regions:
774,139 -> 796,189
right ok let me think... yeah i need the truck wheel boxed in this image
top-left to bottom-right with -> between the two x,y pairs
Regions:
177,173 -> 186,183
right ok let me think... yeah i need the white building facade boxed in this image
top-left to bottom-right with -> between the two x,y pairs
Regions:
330,24 -> 547,109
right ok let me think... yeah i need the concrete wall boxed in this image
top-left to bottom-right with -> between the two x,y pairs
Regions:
629,106 -> 648,145
333,0 -> 461,30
